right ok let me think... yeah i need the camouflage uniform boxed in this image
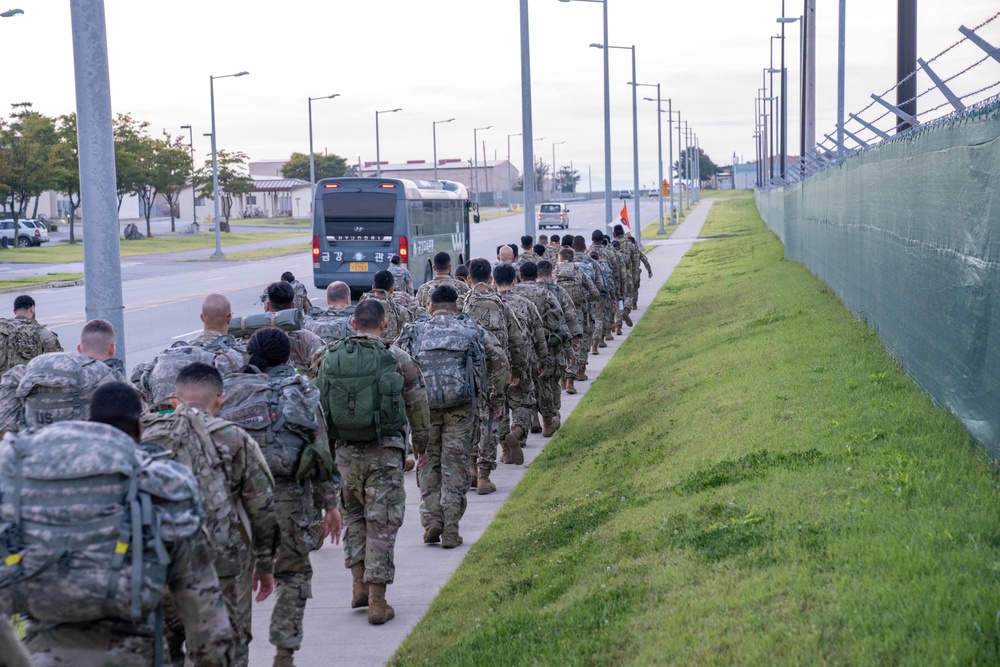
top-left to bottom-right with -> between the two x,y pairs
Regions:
592,257 -> 617,346
387,264 -> 414,295
461,285 -> 530,472
359,289 -> 411,344
513,280 -> 568,421
397,311 -> 508,542
555,261 -> 599,379
304,305 -> 356,343
335,334 -> 429,584
16,352 -> 128,429
392,289 -> 428,322
286,329 -> 324,378
616,233 -> 641,316
611,242 -> 633,327
142,404 -> 279,667
538,279 -> 582,377
189,330 -> 249,363
416,274 -> 470,309
496,289 -> 545,447
635,245 -> 652,295
589,241 -> 625,336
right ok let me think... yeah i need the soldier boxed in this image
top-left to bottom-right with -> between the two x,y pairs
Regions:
315,299 -> 430,624
7,382 -> 234,666
533,243 -> 547,260
0,294 -> 62,375
191,293 -> 248,355
590,251 -> 616,353
259,272 -> 312,312
387,255 -> 414,295
304,281 -> 356,343
629,236 -> 653,303
461,258 -> 531,494
359,270 -> 411,344
397,286 -> 509,548
589,231 -> 624,339
494,263 -> 546,459
141,362 -> 280,667
416,251 -> 471,308
614,224 -> 642,310
221,328 -> 341,666
454,265 -> 470,282
610,238 -> 633,332
544,234 -> 561,261
264,282 -> 325,377
496,245 -> 515,264
536,259 -> 582,406
556,247 -> 599,389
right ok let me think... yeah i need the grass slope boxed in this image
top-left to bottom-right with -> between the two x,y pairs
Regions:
392,192 -> 1000,666
0,272 -> 82,290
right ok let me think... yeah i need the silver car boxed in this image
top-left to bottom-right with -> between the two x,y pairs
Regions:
538,203 -> 570,229
0,219 -> 49,247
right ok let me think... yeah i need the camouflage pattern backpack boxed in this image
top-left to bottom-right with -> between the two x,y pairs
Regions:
290,280 -> 313,312
0,420 -> 201,624
140,404 -> 246,576
397,313 -> 485,410
0,318 -> 46,376
555,262 -> 588,308
359,292 -> 408,343
134,335 -> 245,406
461,288 -> 510,351
0,365 -> 27,435
15,352 -> 118,429
219,371 -> 320,479
304,306 -> 356,343
314,337 -> 406,443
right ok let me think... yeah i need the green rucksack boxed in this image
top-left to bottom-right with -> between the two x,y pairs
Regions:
314,337 -> 406,443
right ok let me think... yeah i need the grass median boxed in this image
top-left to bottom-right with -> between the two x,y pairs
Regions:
392,191 -> 1000,665
0,231 -> 307,264
0,272 -> 83,290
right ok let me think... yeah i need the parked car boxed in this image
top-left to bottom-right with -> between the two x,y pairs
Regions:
645,189 -> 660,197
619,190 -> 633,199
0,219 -> 50,247
538,202 -> 570,229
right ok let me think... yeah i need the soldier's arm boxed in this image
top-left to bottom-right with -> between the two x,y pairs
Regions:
502,304 -> 531,380
395,350 -> 430,453
582,273 -> 600,302
41,328 -> 62,353
527,306 -> 548,365
311,405 -> 339,511
166,531 -> 234,667
230,427 -> 279,573
482,331 -> 511,405
558,288 -> 584,338
640,251 -> 652,275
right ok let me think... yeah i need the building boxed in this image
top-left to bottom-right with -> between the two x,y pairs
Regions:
358,159 -> 521,207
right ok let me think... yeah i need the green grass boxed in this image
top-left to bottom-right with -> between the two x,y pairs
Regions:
0,272 -> 83,290
216,242 -> 311,261
392,191 -> 1000,666
0,231 -> 307,264
641,201 -> 688,240
226,217 -> 311,228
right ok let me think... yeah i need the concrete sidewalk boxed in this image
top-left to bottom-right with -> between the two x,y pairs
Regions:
248,200 -> 715,666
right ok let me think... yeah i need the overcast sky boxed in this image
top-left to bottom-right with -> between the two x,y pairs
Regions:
3,1 -> 999,190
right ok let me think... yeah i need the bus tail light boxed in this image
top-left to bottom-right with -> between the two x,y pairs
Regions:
312,236 -> 320,268
398,236 -> 408,265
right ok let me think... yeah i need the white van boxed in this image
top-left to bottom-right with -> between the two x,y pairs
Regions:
538,203 -> 570,229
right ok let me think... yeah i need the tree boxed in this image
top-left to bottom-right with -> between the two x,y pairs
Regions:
148,133 -> 192,234
675,147 -> 719,182
113,113 -> 149,213
513,158 -> 550,192
0,103 -> 58,225
555,165 -> 580,193
280,152 -> 349,181
49,114 -> 82,243
192,149 -> 254,227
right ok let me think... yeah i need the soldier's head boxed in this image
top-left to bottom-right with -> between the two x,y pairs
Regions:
454,264 -> 470,282
13,294 -> 35,318
628,236 -> 638,246
429,285 -> 459,314
467,258 -> 492,286
573,235 -> 587,252
550,234 -> 561,246
558,247 -> 575,263
533,243 -> 546,257
265,282 -> 295,313
590,252 -> 600,262
326,281 -> 351,308
591,229 -> 604,243
390,255 -> 401,266
537,260 -> 554,279
519,261 -> 538,282
601,235 -> 610,246
509,244 -> 519,258
612,240 -> 622,250
246,327 -> 291,371
372,270 -> 394,293
521,235 -> 534,251
493,263 -> 517,289
78,318 -> 116,361
561,235 -> 573,248
537,234 -> 549,246
281,271 -> 296,283
613,224 -> 625,238
352,299 -> 386,336
173,362 -> 224,416
200,293 -> 233,334
433,251 -> 452,274
89,382 -> 143,442
497,245 -> 514,263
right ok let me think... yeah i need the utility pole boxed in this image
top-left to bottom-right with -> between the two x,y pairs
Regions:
519,0 -> 536,237
803,0 -> 817,160
897,0 -> 917,132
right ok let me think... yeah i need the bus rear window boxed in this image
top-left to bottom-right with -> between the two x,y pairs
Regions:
322,192 -> 396,220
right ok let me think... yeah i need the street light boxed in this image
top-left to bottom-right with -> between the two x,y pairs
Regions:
594,42 -> 641,245
179,124 -> 196,226
639,85 -> 667,234
433,118 -> 455,181
507,132 -> 521,208
473,125 -> 492,206
1,8 -> 23,17
209,70 -> 249,260
551,141 -> 566,200
309,93 -> 340,209
559,0 -> 611,225
375,108 -> 401,178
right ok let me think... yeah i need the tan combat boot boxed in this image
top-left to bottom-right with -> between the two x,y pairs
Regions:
477,467 -> 496,495
577,368 -> 588,382
441,532 -> 464,549
350,563 -> 368,608
273,647 -> 295,667
564,377 -> 577,394
530,413 -> 542,433
598,339 -> 608,348
404,458 -> 415,472
591,339 -> 599,355
505,426 -> 525,465
367,584 -> 395,625
559,377 -> 567,390
624,311 -> 634,327
499,438 -> 512,464
615,325 -> 623,335
541,416 -> 556,437
423,525 -> 442,544
469,464 -> 478,489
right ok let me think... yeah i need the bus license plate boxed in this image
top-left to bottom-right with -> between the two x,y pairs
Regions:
349,262 -> 368,272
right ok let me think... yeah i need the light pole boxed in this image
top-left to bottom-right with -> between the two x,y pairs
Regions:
375,108 -> 402,178
1,8 -> 24,17
640,84 -> 665,234
209,70 -> 249,260
179,124 -> 196,225
433,118 -> 455,181
473,125 -> 492,205
309,93 -> 340,209
550,140 -> 565,200
507,132 -> 521,208
559,0 -> 611,225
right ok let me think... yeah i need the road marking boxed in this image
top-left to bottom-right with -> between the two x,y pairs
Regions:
172,329 -> 202,340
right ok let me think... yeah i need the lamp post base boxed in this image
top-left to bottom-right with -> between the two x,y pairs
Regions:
210,251 -> 226,260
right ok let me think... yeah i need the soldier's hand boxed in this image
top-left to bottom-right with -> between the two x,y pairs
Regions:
324,508 -> 343,545
647,271 -> 653,279
491,405 -> 502,420
416,452 -> 427,471
253,570 -> 274,602
511,376 -> 521,387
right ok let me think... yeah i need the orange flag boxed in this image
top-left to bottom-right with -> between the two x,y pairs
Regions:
619,203 -> 631,230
